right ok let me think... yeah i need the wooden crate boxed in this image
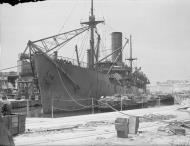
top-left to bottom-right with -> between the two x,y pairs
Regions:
10,114 -> 19,135
2,114 -> 26,136
2,116 -> 10,130
115,118 -> 129,138
18,114 -> 26,133
129,116 -> 139,134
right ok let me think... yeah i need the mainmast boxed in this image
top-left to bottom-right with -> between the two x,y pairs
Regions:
81,0 -> 104,69
127,35 -> 137,73
91,0 -> 94,16
90,0 -> 95,69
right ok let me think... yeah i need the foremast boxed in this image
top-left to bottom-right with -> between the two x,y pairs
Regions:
81,0 -> 104,69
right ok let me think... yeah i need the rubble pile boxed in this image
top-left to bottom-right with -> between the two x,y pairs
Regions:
83,120 -> 113,127
158,120 -> 190,136
140,114 -> 176,122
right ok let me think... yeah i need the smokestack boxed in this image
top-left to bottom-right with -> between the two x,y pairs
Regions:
111,32 -> 122,64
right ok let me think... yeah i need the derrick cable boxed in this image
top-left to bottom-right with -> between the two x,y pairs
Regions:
104,23 -> 107,55
100,42 -> 108,59
100,25 -> 109,58
101,25 -> 106,58
100,41 -> 108,56
101,49 -> 112,52
81,34 -> 89,62
56,67 -> 92,108
71,29 -> 81,59
75,29 -> 88,59
81,38 -> 88,62
76,33 -> 84,59
79,31 -> 88,59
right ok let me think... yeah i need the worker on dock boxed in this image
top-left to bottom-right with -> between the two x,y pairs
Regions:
1,95 -> 12,116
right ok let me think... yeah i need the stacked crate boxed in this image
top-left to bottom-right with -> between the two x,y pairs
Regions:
10,114 -> 19,135
2,114 -> 26,136
18,114 -> 26,133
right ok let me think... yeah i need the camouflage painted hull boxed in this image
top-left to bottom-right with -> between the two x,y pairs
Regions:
33,54 -> 127,113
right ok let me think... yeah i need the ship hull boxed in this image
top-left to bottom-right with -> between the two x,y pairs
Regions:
33,54 -> 127,113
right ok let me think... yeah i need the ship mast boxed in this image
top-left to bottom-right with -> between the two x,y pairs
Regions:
90,0 -> 95,68
127,35 -> 137,73
81,0 -> 104,69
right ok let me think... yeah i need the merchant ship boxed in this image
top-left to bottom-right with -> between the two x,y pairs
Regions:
18,0 -> 149,114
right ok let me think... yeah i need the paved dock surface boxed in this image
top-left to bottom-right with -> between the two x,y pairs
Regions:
14,105 -> 190,146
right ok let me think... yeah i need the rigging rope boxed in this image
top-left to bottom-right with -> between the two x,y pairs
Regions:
54,98 -> 92,102
0,64 -> 22,72
79,31 -> 88,59
53,105 -> 91,112
81,34 -> 89,62
58,0 -> 79,34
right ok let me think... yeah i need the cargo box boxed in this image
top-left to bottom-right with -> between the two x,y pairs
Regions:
2,114 -> 26,136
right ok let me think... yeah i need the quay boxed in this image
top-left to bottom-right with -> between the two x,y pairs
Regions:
14,105 -> 190,146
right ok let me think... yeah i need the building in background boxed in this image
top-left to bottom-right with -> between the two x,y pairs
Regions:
147,80 -> 190,94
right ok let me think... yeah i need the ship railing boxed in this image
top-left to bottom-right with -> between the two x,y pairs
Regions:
58,56 -> 88,68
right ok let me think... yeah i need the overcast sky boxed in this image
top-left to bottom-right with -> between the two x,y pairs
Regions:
0,0 -> 190,83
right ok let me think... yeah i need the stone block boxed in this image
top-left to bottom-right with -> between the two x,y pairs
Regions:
115,118 -> 129,138
129,116 -> 139,134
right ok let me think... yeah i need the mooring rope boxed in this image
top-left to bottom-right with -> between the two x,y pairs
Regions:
53,98 -> 92,102
56,67 -> 92,108
53,105 -> 91,112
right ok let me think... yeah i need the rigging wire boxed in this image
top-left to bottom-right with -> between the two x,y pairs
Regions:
81,33 -> 89,62
71,29 -> 81,59
95,4 -> 107,59
58,0 -> 79,34
0,64 -> 22,72
76,34 -> 83,58
79,31 -> 88,59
